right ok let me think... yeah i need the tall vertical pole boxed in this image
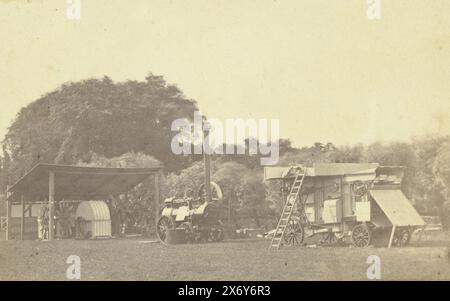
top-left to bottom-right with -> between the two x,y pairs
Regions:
48,171 -> 55,241
5,185 -> 10,240
228,196 -> 232,226
203,121 -> 212,203
154,172 -> 160,230
20,195 -> 25,240
388,225 -> 396,248
280,180 -> 286,223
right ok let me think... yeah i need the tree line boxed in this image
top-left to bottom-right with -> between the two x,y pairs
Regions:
0,75 -> 449,229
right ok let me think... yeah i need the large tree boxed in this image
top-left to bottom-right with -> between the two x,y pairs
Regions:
3,74 -> 198,182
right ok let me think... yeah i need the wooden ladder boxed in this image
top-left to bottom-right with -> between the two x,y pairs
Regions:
269,166 -> 307,250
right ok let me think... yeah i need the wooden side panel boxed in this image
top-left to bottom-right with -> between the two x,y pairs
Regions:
314,180 -> 324,222
8,217 -> 38,240
343,183 -> 353,217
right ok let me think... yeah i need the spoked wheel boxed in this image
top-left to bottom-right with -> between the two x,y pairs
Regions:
197,182 -> 224,202
321,232 -> 338,246
156,216 -> 175,242
392,228 -> 411,247
283,220 -> 304,246
208,227 -> 224,242
351,223 -> 372,247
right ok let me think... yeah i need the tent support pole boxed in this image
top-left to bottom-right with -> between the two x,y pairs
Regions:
154,172 -> 160,231
49,171 -> 55,241
6,185 -> 10,241
388,225 -> 396,248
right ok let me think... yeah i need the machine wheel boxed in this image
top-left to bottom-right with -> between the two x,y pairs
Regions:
351,223 -> 372,247
392,228 -> 411,247
283,220 -> 304,246
352,181 -> 368,197
197,182 -> 224,202
156,216 -> 175,242
178,222 -> 194,243
208,227 -> 224,242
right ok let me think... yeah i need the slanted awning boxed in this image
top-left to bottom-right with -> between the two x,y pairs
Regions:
7,163 -> 163,203
370,189 -> 425,227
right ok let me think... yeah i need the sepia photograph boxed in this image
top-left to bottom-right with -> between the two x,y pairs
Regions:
0,0 -> 450,287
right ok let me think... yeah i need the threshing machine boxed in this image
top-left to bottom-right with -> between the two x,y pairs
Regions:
265,163 -> 425,249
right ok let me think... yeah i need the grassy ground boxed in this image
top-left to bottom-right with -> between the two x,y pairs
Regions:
0,232 -> 450,280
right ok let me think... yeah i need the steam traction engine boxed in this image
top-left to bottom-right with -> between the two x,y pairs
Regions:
157,182 -> 225,243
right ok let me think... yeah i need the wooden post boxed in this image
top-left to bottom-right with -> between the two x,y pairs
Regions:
228,195 -> 232,226
388,225 -> 396,248
154,172 -> 160,230
20,195 -> 25,240
203,121 -> 212,204
48,171 -> 55,241
204,152 -> 212,203
5,185 -> 10,241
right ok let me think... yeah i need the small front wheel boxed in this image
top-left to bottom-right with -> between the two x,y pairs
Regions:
283,220 -> 304,246
208,227 -> 224,242
156,216 -> 175,242
351,223 -> 372,247
392,228 -> 411,247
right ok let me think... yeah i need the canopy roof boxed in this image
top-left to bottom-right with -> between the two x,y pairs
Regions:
7,163 -> 163,203
264,163 -> 380,180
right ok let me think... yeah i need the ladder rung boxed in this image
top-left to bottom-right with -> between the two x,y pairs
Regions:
269,168 -> 306,250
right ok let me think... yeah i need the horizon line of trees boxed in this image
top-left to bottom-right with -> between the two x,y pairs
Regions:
0,74 -> 449,229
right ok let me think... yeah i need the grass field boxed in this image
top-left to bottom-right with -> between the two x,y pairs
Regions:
1,232 -> 450,280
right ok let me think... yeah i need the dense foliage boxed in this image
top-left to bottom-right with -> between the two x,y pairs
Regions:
2,74 -> 198,182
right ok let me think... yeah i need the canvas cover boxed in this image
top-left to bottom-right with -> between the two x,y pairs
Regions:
370,189 -> 425,227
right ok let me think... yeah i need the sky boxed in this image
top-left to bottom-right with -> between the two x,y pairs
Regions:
0,0 -> 449,148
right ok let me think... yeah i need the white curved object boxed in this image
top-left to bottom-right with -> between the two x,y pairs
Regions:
75,200 -> 111,238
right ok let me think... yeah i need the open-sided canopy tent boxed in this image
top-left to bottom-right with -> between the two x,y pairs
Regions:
5,163 -> 163,240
